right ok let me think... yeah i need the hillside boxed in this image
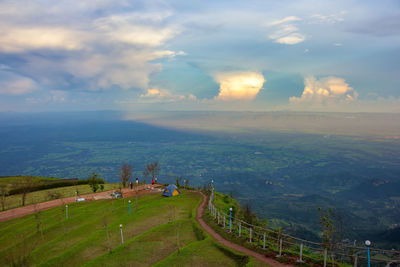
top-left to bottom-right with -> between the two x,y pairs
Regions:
0,189 -> 268,266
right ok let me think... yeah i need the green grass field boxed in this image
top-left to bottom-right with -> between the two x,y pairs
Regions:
0,190 -> 269,266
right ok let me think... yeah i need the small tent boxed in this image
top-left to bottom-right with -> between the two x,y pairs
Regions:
162,184 -> 181,197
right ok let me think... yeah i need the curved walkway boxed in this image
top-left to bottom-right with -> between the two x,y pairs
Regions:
196,191 -> 293,267
0,184 -> 161,222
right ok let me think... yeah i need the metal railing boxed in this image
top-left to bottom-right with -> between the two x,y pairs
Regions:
207,201 -> 400,267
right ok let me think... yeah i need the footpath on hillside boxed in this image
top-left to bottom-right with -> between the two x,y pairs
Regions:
0,184 -> 161,222
196,191 -> 293,267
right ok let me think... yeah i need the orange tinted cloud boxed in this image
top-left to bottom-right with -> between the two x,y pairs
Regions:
216,72 -> 265,101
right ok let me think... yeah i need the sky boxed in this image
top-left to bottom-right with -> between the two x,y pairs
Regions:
0,0 -> 399,112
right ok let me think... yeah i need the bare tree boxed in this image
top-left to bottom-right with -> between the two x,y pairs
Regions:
13,176 -> 36,206
0,184 -> 9,211
143,161 -> 160,183
120,162 -> 133,188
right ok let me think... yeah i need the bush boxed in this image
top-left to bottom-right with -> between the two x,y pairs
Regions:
8,178 -> 105,195
46,191 -> 62,200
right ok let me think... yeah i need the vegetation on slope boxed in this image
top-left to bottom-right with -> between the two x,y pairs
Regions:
0,189 -> 269,266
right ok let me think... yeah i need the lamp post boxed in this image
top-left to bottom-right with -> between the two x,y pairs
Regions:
365,240 -> 371,267
229,207 -> 232,232
120,224 -> 124,244
129,200 -> 131,215
65,204 -> 68,220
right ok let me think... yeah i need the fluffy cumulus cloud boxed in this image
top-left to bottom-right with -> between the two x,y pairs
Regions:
266,16 -> 306,45
0,1 -> 184,94
289,76 -> 358,106
215,72 -> 265,101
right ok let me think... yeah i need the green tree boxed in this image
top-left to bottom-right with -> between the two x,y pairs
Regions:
175,177 -> 182,188
242,203 -> 258,225
88,173 -> 100,193
318,207 -> 335,249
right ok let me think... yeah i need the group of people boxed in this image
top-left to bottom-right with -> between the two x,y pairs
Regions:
129,177 -> 158,189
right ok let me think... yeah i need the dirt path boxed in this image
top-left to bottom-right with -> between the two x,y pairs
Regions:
196,191 -> 293,267
0,184 -> 162,223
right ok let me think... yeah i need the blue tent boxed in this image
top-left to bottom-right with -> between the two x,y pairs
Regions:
162,184 -> 181,197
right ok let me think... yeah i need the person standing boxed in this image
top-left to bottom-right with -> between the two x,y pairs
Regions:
130,182 -> 133,189
135,177 -> 139,185
152,177 -> 155,185
155,177 -> 158,184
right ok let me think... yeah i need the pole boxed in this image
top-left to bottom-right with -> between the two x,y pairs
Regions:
323,248 -> 327,267
249,228 -> 252,243
263,232 -> 266,249
223,215 -> 225,228
229,208 -> 232,232
65,205 -> 68,220
239,222 -> 241,237
120,224 -> 124,244
129,200 -> 131,215
297,243 -> 304,263
353,254 -> 358,267
365,240 -> 371,267
276,238 -> 282,257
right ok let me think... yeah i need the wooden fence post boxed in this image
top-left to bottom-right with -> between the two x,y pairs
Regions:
263,233 -> 266,249
297,243 -> 304,263
276,238 -> 283,257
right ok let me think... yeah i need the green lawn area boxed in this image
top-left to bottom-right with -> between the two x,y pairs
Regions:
0,190 -> 270,266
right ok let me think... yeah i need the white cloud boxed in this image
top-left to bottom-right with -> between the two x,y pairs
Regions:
266,16 -> 306,45
309,11 -> 347,24
215,72 -> 265,101
0,72 -> 37,95
0,3 -> 183,92
275,33 -> 306,45
267,16 -> 302,26
289,76 -> 358,107
139,88 -> 187,103
93,14 -> 181,47
0,26 -> 86,52
26,90 -> 67,104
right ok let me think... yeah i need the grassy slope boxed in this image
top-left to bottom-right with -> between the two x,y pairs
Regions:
0,190 -> 269,266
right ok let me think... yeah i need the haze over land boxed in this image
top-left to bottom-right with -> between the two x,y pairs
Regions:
127,111 -> 400,138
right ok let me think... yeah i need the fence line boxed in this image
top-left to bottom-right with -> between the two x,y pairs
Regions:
207,200 -> 400,266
